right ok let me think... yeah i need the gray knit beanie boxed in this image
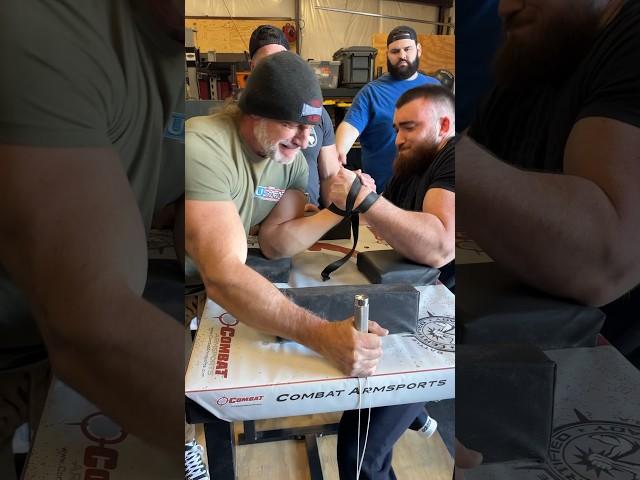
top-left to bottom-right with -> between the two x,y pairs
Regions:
238,51 -> 323,125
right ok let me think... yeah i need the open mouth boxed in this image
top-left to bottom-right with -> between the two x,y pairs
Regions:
279,143 -> 299,154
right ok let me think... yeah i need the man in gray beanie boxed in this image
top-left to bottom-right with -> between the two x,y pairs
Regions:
247,25 -> 374,208
185,51 -> 388,476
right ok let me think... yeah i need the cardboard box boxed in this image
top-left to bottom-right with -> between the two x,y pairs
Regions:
22,381 -> 180,479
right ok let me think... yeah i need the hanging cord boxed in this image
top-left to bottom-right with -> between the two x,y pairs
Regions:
356,376 -> 373,479
321,176 -> 380,280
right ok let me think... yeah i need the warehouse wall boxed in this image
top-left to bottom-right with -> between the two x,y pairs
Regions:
186,0 -> 454,69
185,18 -> 299,55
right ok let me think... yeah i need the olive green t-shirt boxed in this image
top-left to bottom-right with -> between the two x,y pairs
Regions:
0,0 -> 183,354
0,0 -> 183,230
184,113 -> 308,284
185,113 -> 309,233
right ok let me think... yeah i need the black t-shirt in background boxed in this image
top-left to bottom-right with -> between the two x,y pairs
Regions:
470,0 -> 640,171
469,0 -> 640,357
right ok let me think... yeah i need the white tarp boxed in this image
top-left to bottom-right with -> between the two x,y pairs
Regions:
186,0 -> 296,18
186,0 -> 453,61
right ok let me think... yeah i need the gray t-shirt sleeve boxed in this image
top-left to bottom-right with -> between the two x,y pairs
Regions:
185,130 -> 236,201
321,108 -> 336,146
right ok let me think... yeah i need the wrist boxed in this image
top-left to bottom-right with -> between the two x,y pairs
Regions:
354,185 -> 371,209
291,307 -> 328,351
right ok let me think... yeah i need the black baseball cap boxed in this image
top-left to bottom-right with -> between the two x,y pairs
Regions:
249,25 -> 290,58
387,26 -> 418,45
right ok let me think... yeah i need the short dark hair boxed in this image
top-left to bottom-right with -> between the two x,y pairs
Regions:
249,25 -> 290,59
396,84 -> 455,112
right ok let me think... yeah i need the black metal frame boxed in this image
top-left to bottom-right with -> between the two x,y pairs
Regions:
186,397 -> 339,480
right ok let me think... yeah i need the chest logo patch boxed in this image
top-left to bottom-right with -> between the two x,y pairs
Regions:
255,185 -> 285,202
164,112 -> 185,143
307,127 -> 318,148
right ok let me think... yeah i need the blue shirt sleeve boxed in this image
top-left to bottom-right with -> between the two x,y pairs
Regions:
343,84 -> 372,133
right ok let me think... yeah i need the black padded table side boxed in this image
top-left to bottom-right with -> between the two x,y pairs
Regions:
281,284 -> 420,334
357,249 -> 441,285
457,262 -> 605,349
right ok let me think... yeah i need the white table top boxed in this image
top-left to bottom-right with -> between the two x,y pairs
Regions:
186,227 -> 455,421
467,345 -> 640,480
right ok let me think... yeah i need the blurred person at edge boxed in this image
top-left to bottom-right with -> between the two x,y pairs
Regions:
0,1 -> 186,479
457,0 -> 640,469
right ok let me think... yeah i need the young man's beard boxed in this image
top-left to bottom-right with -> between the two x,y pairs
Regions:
494,7 -> 601,88
136,0 -> 185,42
393,140 -> 439,180
387,56 -> 420,80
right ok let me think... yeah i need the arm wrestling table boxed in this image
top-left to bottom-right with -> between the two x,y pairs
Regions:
456,231 -> 640,476
185,225 -> 456,480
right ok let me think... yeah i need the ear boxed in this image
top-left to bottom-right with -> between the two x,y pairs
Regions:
439,116 -> 451,137
416,42 -> 422,58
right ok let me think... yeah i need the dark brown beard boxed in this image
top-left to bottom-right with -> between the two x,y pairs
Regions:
393,141 -> 439,180
495,7 -> 601,88
135,0 -> 185,43
387,56 -> 420,80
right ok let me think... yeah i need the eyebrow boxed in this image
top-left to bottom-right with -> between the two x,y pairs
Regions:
394,120 -> 417,129
389,46 -> 414,53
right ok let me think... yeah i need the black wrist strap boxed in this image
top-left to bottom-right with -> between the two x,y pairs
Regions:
353,191 -> 380,214
326,175 -> 362,217
321,176 -> 363,281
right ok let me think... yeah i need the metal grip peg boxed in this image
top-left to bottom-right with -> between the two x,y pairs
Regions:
354,294 -> 369,332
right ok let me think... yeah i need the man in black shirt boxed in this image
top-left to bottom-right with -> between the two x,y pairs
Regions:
329,84 -> 455,480
458,0 -> 640,362
329,85 -> 455,271
384,85 -> 456,287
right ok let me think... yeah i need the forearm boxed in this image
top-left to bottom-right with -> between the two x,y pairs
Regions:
318,146 -> 341,208
335,121 -> 359,156
319,176 -> 333,208
203,260 -> 327,349
2,238 -> 182,451
0,145 -> 182,451
457,135 -> 626,305
259,208 -> 342,258
364,197 -> 453,266
48,288 -> 183,451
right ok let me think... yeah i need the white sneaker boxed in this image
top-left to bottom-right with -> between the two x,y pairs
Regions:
415,415 -> 438,438
185,440 -> 210,480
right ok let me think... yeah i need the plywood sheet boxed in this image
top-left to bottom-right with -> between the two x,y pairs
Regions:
185,18 -> 298,54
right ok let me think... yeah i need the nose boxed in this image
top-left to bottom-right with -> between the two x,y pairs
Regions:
292,126 -> 310,149
395,131 -> 405,148
499,0 -> 524,19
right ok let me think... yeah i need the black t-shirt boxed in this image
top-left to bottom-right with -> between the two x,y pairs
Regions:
469,0 -> 640,355
470,0 -> 640,171
384,136 -> 455,209
383,137 -> 455,287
